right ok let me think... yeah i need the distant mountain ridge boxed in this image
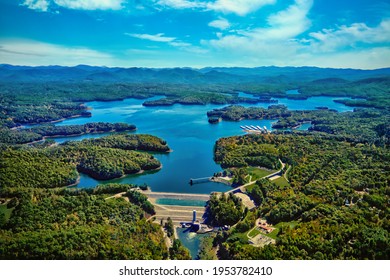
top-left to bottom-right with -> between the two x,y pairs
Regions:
0,64 -> 389,84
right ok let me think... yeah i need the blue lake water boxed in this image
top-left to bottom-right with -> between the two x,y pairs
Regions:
238,92 -> 257,99
286,89 -> 300,95
296,122 -> 312,131
276,96 -> 353,111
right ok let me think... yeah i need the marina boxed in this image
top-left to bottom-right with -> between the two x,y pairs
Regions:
240,125 -> 269,134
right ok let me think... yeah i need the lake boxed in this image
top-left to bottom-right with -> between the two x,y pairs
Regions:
54,94 -> 353,194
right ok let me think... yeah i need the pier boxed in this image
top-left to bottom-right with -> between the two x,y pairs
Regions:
189,177 -> 212,185
240,125 -> 269,134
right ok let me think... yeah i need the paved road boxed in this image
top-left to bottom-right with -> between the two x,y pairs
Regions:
225,159 -> 286,194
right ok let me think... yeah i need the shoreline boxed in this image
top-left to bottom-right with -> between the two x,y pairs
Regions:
66,163 -> 163,188
65,174 -> 81,188
17,113 -> 90,128
23,128 -> 137,145
210,177 -> 232,186
135,163 -> 163,175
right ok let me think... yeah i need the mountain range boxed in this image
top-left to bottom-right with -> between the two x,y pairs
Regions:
1,64 -> 389,84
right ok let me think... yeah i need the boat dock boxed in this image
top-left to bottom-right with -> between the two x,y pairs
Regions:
240,125 -> 269,134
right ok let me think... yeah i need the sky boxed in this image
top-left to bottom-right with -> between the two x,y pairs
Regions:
0,0 -> 389,69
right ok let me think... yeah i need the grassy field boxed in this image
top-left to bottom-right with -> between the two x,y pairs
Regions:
246,167 -> 275,180
247,228 -> 261,238
273,176 -> 290,187
228,232 -> 249,243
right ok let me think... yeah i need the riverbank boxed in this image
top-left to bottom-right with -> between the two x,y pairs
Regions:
23,127 -> 137,145
65,175 -> 81,188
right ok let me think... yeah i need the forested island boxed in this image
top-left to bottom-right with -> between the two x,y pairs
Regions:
0,65 -> 389,260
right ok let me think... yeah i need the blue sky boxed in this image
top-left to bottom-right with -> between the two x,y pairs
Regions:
0,0 -> 389,68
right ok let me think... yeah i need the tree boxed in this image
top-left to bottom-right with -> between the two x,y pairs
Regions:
232,168 -> 247,185
164,217 -> 174,238
169,239 -> 191,260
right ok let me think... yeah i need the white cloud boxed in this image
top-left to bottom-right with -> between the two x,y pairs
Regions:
155,0 -> 275,15
53,0 -> 124,10
206,0 -> 390,69
125,32 -> 207,54
242,0 -> 313,40
156,0 -> 205,9
0,39 -> 117,66
208,18 -> 230,30
125,33 -> 176,42
309,19 -> 390,52
207,0 -> 276,16
206,0 -> 314,66
22,0 -> 50,12
265,0 -> 312,38
209,0 -> 313,51
169,41 -> 191,47
22,0 -> 125,11
303,47 -> 390,69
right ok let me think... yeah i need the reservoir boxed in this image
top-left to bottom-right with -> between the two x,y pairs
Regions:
54,94 -> 353,194
47,93 -> 354,258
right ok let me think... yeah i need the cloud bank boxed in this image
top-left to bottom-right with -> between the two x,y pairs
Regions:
22,0 -> 125,11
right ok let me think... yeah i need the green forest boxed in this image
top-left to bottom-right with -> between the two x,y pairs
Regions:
0,134 -> 169,191
207,105 -> 389,145
0,184 -> 168,259
207,134 -> 389,259
0,122 -> 136,145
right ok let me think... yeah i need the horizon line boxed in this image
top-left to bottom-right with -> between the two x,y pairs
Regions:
1,63 -> 390,71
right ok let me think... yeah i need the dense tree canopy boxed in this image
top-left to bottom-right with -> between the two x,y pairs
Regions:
210,134 -> 390,260
208,106 -> 389,146
207,193 -> 244,226
0,66 -> 388,260
0,186 -> 167,259
0,122 -> 136,145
